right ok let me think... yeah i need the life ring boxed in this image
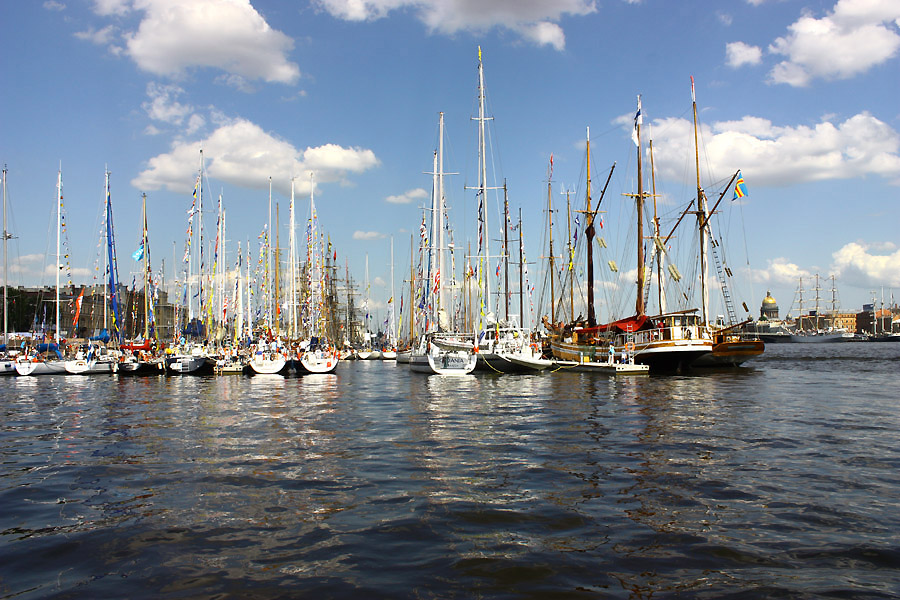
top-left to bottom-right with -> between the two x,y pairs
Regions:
626,342 -> 635,352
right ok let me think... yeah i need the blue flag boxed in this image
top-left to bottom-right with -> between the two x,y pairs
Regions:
132,242 -> 144,262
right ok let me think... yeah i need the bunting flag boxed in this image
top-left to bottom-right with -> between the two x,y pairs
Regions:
733,171 -> 748,200
132,242 -> 144,262
72,288 -> 85,332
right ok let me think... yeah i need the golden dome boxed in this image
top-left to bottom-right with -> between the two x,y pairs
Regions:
762,291 -> 777,305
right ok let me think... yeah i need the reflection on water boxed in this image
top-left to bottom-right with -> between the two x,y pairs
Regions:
1,343 -> 900,598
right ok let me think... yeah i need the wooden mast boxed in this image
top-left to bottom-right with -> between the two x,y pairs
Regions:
634,96 -> 646,317
585,127 -> 596,326
691,77 -> 709,324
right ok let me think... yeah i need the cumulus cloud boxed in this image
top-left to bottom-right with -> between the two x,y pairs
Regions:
386,188 -> 428,204
80,0 -> 301,84
751,257 -> 810,286
831,241 -> 900,288
645,111 -> 900,188
725,41 -> 762,67
132,118 -> 379,196
353,231 -> 386,240
314,0 -> 596,50
768,0 -> 900,86
142,82 -> 194,125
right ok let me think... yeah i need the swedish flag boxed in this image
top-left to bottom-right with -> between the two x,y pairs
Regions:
733,171 -> 748,200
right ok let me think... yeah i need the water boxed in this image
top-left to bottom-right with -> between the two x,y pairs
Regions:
2,343 -> 899,599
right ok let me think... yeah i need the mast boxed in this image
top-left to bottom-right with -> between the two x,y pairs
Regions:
56,168 -> 63,342
289,177 -> 296,338
547,157 -> 556,322
650,137 -> 665,314
474,47 -> 493,323
518,207 -> 524,330
585,127 -> 597,325
566,189 -> 574,323
198,150 -> 204,331
2,166 -> 8,347
691,79 -> 708,323
437,112 -> 447,324
390,235 -> 395,347
142,192 -> 149,339
266,176 -> 272,332
503,182 -> 509,322
635,96 -> 646,317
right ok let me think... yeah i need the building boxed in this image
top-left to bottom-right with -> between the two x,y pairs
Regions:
759,291 -> 779,321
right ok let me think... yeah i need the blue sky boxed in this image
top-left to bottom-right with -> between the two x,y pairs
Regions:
2,0 -> 899,328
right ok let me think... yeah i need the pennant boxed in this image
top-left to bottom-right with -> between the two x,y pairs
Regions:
132,242 -> 144,262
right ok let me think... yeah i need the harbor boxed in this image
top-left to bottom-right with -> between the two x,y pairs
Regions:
2,342 -> 899,598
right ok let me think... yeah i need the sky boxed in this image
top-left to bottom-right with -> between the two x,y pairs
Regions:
1,0 -> 899,330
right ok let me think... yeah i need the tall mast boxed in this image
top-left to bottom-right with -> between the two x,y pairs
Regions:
198,150 -> 204,329
142,192 -> 149,339
390,235 -> 395,346
566,189 -> 574,323
650,136 -> 665,314
437,112 -> 447,322
585,127 -> 597,325
56,167 -> 62,342
503,182 -> 509,322
546,157 -> 556,322
474,47 -> 493,322
266,176 -> 272,332
518,207 -> 524,330
635,97 -> 646,317
691,79 -> 708,323
2,166 -> 8,347
289,177 -> 296,338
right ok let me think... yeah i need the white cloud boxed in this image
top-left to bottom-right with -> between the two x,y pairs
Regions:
75,24 -> 117,45
768,0 -> 900,86
314,0 -> 596,50
142,82 -> 194,125
831,241 -> 900,288
386,188 -> 428,204
646,111 -> 900,188
43,1 -> 66,11
92,0 -> 129,16
123,0 -> 300,84
725,41 -> 762,67
353,231 -> 386,240
752,257 -> 810,286
132,118 -> 379,196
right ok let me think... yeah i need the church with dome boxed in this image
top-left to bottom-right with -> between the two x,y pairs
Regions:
760,291 -> 779,321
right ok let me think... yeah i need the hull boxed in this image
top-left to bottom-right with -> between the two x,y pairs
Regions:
692,339 -> 765,368
381,350 -> 397,360
64,359 -> 117,375
395,350 -> 411,364
552,359 -> 649,375
790,331 -> 856,343
475,346 -> 548,373
167,355 -> 214,375
119,359 -> 166,375
0,360 -> 16,376
504,354 -> 554,371
248,353 -> 288,375
15,360 -> 69,376
296,351 -> 339,374
409,350 -> 477,375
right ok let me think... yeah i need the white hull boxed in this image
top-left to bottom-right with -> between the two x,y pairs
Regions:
0,360 -> 16,375
395,350 -> 411,364
296,351 -> 339,374
790,331 -> 856,343
64,359 -> 117,374
381,350 -> 397,360
15,360 -> 69,376
409,348 -> 477,375
248,353 -> 288,375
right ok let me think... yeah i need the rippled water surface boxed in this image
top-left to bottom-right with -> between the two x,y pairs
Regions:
2,343 -> 899,599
